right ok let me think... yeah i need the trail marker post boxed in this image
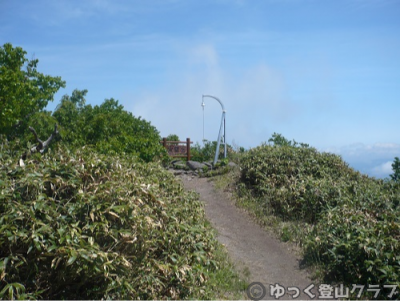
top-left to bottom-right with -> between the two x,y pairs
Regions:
161,138 -> 192,161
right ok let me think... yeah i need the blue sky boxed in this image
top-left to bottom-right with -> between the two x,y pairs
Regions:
1,0 -> 399,178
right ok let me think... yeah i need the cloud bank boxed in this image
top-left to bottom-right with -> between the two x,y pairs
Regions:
325,143 -> 400,179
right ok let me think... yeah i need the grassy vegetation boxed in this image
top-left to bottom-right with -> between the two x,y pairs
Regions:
190,140 -> 242,163
214,141 -> 400,299
2,41 -> 398,298
0,140 -> 246,299
0,44 -> 248,300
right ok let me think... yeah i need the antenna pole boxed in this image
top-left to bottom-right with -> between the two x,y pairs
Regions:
201,96 -> 205,143
201,95 -> 227,165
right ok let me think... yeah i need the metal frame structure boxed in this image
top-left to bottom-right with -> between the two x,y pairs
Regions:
201,95 -> 226,165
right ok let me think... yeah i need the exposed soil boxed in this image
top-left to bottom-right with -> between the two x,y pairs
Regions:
178,174 -> 317,300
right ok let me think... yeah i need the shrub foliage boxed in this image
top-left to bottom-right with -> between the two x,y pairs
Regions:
190,140 -> 235,163
0,142 -> 219,299
239,142 -> 400,295
0,43 -> 65,138
53,92 -> 167,162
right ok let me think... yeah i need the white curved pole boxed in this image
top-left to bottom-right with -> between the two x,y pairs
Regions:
202,95 -> 227,165
203,95 -> 226,112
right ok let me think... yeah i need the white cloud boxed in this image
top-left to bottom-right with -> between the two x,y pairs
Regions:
122,43 -> 296,148
372,161 -> 393,178
191,45 -> 219,69
324,142 -> 400,178
339,143 -> 400,158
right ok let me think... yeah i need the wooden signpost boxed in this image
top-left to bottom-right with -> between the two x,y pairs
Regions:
161,138 -> 193,161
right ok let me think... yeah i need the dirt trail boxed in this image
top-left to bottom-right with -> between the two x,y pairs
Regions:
179,174 -> 316,300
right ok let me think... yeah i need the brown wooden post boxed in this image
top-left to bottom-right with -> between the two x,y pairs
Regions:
163,138 -> 167,148
186,138 -> 191,161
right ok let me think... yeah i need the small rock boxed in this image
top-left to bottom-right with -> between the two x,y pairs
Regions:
187,160 -> 206,170
203,162 -> 213,168
228,162 -> 237,168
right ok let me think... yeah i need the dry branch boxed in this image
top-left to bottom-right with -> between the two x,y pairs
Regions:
19,124 -> 59,165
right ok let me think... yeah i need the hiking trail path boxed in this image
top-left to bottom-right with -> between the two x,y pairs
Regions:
179,174 -> 317,300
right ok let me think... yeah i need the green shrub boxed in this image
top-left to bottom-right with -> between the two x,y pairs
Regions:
304,202 -> 400,285
190,141 -> 236,163
237,142 -> 400,295
0,143 -> 221,299
0,43 -> 65,139
165,134 -> 180,141
240,144 -> 361,223
190,141 -> 217,162
53,95 -> 167,162
390,157 -> 400,182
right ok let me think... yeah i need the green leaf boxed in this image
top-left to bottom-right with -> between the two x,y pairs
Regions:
67,250 -> 78,266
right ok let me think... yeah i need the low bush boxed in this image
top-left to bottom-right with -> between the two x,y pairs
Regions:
237,142 -> 400,296
240,144 -> 362,223
53,96 -> 167,162
190,141 -> 236,163
0,143 -> 223,299
304,199 -> 400,285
